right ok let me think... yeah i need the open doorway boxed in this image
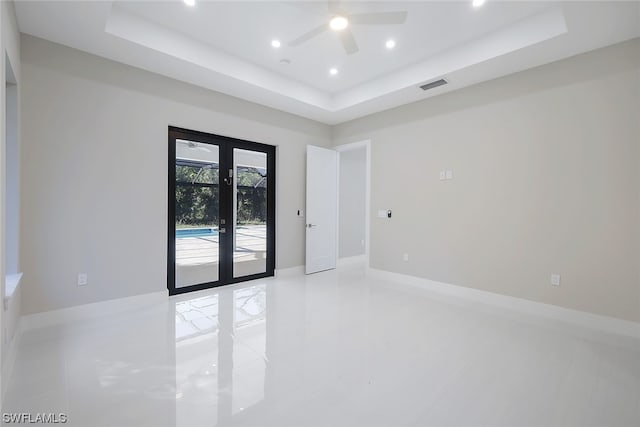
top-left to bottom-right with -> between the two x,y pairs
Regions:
3,52 -> 21,382
336,141 -> 370,266
5,55 -> 18,278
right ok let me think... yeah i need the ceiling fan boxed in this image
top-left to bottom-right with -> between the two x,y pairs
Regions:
288,0 -> 408,55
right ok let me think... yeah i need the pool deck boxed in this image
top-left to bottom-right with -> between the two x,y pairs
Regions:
176,225 -> 266,266
175,224 -> 267,286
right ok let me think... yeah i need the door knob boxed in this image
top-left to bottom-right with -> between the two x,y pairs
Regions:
306,224 -> 317,228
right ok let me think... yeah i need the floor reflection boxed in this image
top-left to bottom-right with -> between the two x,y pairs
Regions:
5,269 -> 640,427
174,283 -> 268,426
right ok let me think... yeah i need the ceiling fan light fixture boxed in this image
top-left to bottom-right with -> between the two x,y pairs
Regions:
329,67 -> 339,76
271,39 -> 281,48
385,39 -> 396,49
329,16 -> 349,31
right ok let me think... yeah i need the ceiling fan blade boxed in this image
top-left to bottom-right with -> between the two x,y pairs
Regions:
288,24 -> 328,47
349,11 -> 408,25
338,28 -> 359,55
328,0 -> 342,14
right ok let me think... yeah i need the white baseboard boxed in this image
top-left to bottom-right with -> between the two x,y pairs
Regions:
17,269 -> 639,341
275,266 -> 305,277
337,255 -> 367,267
21,291 -> 168,332
276,257 -> 367,276
367,268 -> 640,340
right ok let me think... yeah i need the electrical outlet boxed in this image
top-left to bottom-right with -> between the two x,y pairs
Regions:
550,274 -> 561,286
439,171 -> 446,180
78,273 -> 88,286
403,253 -> 409,262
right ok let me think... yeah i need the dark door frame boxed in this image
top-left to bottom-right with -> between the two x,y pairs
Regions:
167,126 -> 276,296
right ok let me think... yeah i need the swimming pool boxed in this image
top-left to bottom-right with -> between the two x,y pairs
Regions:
176,228 -> 218,238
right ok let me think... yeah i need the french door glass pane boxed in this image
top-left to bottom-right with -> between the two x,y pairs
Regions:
233,149 -> 267,278
175,139 -> 220,287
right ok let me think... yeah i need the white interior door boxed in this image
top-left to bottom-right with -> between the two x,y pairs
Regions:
305,145 -> 338,274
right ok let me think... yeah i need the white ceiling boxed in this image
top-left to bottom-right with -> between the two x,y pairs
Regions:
14,1 -> 640,125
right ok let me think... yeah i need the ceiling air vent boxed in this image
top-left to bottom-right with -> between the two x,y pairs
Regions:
420,78 -> 448,91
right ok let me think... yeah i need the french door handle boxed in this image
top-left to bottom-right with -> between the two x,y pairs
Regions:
223,168 -> 234,186
306,224 -> 317,228
219,227 -> 226,234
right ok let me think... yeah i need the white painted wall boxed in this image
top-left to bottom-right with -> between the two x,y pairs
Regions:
1,0 -> 22,400
15,29 -> 640,330
20,35 -> 331,314
333,39 -> 640,323
338,146 -> 367,259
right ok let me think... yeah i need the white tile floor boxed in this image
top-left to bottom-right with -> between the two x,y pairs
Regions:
3,266 -> 640,427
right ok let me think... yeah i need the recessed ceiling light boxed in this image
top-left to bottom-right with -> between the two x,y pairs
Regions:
184,0 -> 195,6
472,0 -> 486,7
271,39 -> 281,48
329,16 -> 349,31
385,39 -> 396,49
329,68 -> 339,76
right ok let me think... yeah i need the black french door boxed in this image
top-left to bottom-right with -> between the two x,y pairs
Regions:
168,127 -> 275,295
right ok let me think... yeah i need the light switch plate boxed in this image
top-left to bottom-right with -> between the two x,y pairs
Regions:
78,273 -> 88,286
439,171 -> 446,180
446,170 -> 453,180
551,274 -> 561,286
